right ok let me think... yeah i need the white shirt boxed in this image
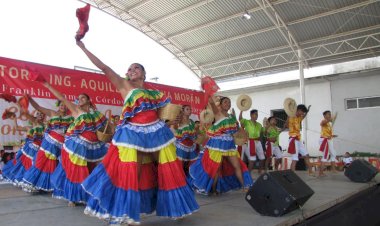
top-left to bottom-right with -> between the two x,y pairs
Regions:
343,157 -> 353,165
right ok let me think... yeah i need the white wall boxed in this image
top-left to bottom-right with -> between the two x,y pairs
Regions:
330,74 -> 380,154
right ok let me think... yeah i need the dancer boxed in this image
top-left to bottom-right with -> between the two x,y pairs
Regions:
264,117 -> 283,171
285,104 -> 314,175
319,110 -> 338,176
174,105 -> 198,175
22,97 -> 73,192
3,110 -> 45,185
40,82 -> 108,206
190,96 -> 253,195
239,109 -> 265,174
76,40 -> 199,225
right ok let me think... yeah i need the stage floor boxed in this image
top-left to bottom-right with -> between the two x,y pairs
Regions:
0,171 -> 379,226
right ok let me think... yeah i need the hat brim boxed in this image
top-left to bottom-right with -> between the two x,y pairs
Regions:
200,109 -> 215,124
236,94 -> 252,111
283,98 -> 297,117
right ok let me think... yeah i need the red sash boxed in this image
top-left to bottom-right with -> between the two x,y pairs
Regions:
319,137 -> 329,159
288,137 -> 299,154
249,138 -> 260,157
266,141 -> 272,158
129,110 -> 158,124
237,145 -> 242,156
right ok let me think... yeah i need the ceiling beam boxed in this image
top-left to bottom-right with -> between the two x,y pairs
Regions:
199,24 -> 380,68
183,0 -> 377,53
148,0 -> 218,25
166,0 -> 289,39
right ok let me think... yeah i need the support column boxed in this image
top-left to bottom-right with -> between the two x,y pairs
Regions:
298,49 -> 307,148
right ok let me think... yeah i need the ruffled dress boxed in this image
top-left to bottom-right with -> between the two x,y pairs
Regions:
82,88 -> 199,225
51,111 -> 108,203
3,125 -> 44,185
189,116 -> 253,194
175,120 -> 198,161
22,115 -> 74,191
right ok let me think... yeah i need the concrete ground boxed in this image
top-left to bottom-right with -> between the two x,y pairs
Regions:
0,171 -> 379,226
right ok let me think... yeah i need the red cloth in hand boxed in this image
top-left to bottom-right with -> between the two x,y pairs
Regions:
0,93 -> 17,103
288,137 -> 297,154
2,109 -> 15,120
18,95 -> 29,110
201,76 -> 219,106
28,70 -> 46,83
75,4 -> 91,41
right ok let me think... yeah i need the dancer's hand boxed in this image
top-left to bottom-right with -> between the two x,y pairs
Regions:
76,40 -> 85,49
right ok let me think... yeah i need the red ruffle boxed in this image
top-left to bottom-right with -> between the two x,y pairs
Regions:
20,154 -> 33,170
61,149 -> 89,183
35,151 -> 57,173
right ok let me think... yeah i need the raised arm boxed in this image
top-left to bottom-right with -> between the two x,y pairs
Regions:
208,96 -> 220,116
239,110 -> 243,121
28,95 -> 56,117
43,82 -> 79,117
76,41 -> 130,97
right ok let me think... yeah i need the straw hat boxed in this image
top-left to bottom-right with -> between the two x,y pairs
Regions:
158,103 -> 182,121
233,128 -> 248,146
283,98 -> 297,117
200,109 -> 214,124
236,94 -> 252,111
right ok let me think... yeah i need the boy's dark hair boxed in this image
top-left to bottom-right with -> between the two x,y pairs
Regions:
194,120 -> 200,124
267,116 -> 275,122
323,110 -> 331,116
297,104 -> 308,113
250,109 -> 258,115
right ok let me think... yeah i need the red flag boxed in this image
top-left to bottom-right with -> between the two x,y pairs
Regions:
75,4 -> 91,41
0,93 -> 17,103
201,76 -> 219,106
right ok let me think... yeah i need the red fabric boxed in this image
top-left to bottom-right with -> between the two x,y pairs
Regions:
0,93 -> 17,103
237,145 -> 242,156
75,4 -> 91,41
288,137 -> 298,154
248,138 -> 260,157
20,154 -> 33,170
201,149 -> 222,177
2,109 -> 15,120
266,141 -> 272,158
319,138 -> 329,159
158,159 -> 187,190
35,151 -> 57,173
61,148 -> 89,183
129,110 -> 158,124
103,145 -> 139,191
201,76 -> 219,106
28,69 -> 46,83
18,95 -> 29,110
180,138 -> 194,147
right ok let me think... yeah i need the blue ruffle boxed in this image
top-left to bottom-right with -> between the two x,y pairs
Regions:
189,154 -> 253,194
40,132 -> 64,158
21,141 -> 39,159
189,158 -> 214,194
51,163 -> 88,203
23,165 -> 55,191
12,157 -> 28,184
112,120 -> 175,151
206,135 -> 236,152
156,185 -> 199,218
1,160 -> 16,181
82,164 -> 143,223
64,137 -> 109,162
176,142 -> 198,161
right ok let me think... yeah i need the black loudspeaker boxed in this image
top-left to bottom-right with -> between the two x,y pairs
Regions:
344,159 -> 378,183
245,170 -> 314,216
